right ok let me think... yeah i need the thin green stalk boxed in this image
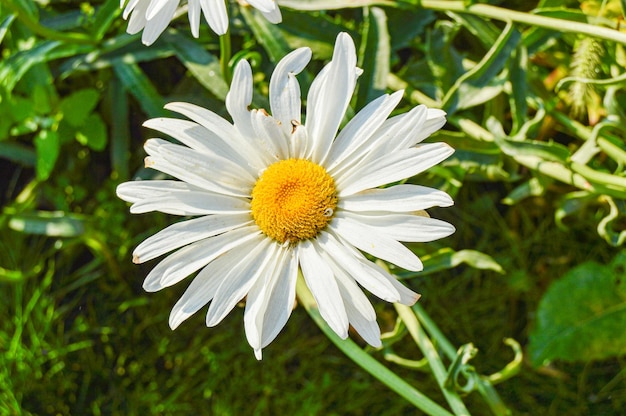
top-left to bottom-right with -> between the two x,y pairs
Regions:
416,0 -> 626,45
395,303 -> 471,416
219,28 -> 232,84
412,303 -> 457,360
296,276 -> 454,416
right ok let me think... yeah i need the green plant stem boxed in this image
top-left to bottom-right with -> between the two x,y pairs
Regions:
416,0 -> 626,45
2,0 -> 95,44
296,276 -> 454,416
219,28 -> 232,84
412,303 -> 457,360
395,303 -> 471,416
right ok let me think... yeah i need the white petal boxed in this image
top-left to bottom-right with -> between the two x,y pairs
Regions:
144,139 -> 254,197
385,108 -> 447,151
250,109 -> 289,161
141,0 -> 178,45
164,102 -> 266,170
169,245 -> 252,329
246,0 -> 277,13
187,0 -> 201,37
299,239 -> 349,338
341,211 -> 456,242
337,143 -> 455,197
336,106 -> 428,177
329,233 -> 421,305
125,0 -> 149,33
290,123 -> 309,160
339,184 -> 453,213
244,246 -> 297,358
329,261 -> 381,347
142,226 -> 261,292
369,106 -> 447,158
258,248 -> 298,349
206,238 -> 275,326
200,0 -> 228,35
117,180 -> 202,203
317,231 -> 401,302
269,47 -> 311,131
344,299 -> 382,347
146,0 -> 174,20
122,0 -> 142,19
330,214 -> 423,271
226,60 -> 255,139
143,118 -> 255,175
129,191 -> 249,215
358,257 -> 421,305
306,32 -> 359,164
258,3 -> 281,23
323,253 -> 376,321
409,110 -> 447,147
164,102 -> 236,141
325,91 -> 403,171
133,213 -> 252,263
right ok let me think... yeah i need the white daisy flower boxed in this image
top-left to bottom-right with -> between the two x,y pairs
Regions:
120,0 -> 281,45
117,32 -> 455,359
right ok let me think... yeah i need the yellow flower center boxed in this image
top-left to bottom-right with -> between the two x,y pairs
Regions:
251,159 -> 338,244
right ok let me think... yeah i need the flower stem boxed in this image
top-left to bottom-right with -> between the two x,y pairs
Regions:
219,28 -> 232,84
296,275 -> 454,416
395,303 -> 471,416
416,0 -> 626,45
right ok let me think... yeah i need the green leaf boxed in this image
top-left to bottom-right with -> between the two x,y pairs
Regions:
75,113 -> 107,151
241,6 -> 291,63
164,32 -> 229,100
386,7 -> 434,51
34,129 -> 60,180
495,135 -> 572,163
401,248 -> 505,278
107,76 -> 130,180
0,41 -> 61,92
280,9 -> 347,59
112,60 -> 166,118
442,21 -> 521,112
427,21 -> 464,97
60,88 -> 100,127
529,251 -> 626,366
0,14 -> 17,47
8,211 -> 85,237
91,0 -> 122,40
0,141 -> 36,166
278,0 -> 397,9
357,7 -> 390,109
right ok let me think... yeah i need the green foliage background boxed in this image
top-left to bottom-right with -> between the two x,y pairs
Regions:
1,0 -> 626,414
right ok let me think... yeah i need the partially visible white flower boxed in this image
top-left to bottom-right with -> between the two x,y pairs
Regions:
117,33 -> 455,359
121,0 -> 281,45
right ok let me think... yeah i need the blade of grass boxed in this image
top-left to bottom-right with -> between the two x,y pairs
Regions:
112,60 -> 166,118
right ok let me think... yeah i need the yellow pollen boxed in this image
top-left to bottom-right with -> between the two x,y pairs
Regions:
251,159 -> 338,243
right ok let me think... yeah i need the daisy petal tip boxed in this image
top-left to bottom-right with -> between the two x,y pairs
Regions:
132,254 -> 141,264
369,338 -> 383,349
142,281 -> 159,293
254,349 -> 263,360
403,292 -> 422,306
441,142 -> 455,157
144,157 -> 155,168
168,315 -> 182,330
